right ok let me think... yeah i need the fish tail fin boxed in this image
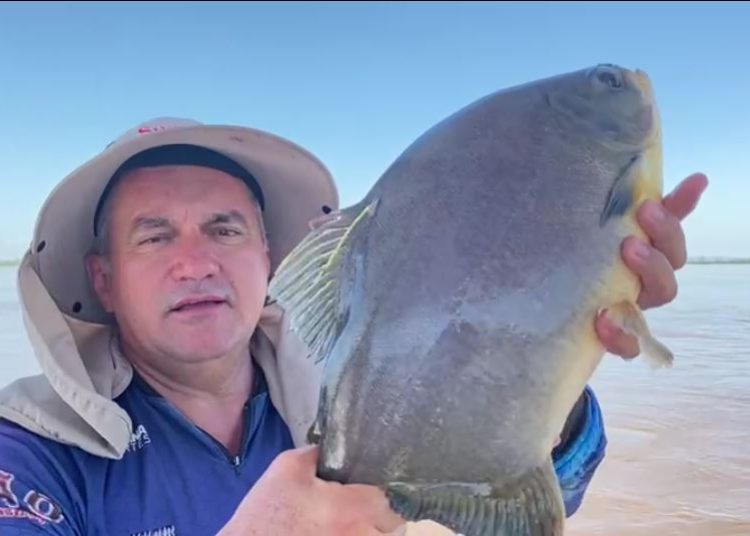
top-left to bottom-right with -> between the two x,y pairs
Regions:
605,300 -> 674,369
386,459 -> 564,536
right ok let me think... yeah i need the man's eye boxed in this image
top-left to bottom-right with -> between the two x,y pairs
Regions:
216,228 -> 242,237
138,235 -> 167,246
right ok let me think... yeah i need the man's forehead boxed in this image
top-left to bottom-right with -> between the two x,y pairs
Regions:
127,209 -> 250,230
110,166 -> 259,209
93,143 -> 266,238
106,168 -> 263,231
109,143 -> 265,207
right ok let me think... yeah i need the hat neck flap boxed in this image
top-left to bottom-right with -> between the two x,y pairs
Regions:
0,253 -> 324,458
0,251 -> 133,458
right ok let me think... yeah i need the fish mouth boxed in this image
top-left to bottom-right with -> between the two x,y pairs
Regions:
629,68 -> 654,101
627,68 -> 662,148
168,295 -> 229,314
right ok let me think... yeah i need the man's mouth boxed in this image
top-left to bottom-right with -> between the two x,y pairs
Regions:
169,296 -> 228,313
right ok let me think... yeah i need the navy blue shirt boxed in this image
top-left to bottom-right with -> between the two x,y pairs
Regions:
0,371 -> 606,535
0,370 -> 293,536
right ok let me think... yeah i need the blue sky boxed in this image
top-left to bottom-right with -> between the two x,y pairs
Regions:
1,1 -> 748,259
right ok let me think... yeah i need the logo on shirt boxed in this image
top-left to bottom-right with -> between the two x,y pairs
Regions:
0,508 -> 47,525
130,524 -> 176,536
0,470 -> 64,526
127,424 -> 152,453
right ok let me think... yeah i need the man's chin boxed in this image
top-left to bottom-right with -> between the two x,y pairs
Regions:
157,320 -> 253,361
174,343 -> 243,363
160,334 -> 245,364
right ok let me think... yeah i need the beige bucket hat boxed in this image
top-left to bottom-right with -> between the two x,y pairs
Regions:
26,117 -> 339,325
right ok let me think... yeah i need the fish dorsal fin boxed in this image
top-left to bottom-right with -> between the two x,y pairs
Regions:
268,199 -> 379,365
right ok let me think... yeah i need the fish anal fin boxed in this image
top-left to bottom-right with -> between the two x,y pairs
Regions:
267,199 -> 379,365
605,300 -> 674,369
386,459 -> 564,536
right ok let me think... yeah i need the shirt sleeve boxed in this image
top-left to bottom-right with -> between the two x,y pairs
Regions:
551,385 -> 607,517
0,422 -> 83,535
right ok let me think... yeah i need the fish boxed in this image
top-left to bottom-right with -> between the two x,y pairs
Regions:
267,63 -> 673,536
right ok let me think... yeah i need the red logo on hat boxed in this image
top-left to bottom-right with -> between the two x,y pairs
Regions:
137,126 -> 168,134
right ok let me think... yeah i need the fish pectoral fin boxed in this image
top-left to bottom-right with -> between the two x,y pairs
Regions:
605,300 -> 674,369
268,199 -> 379,364
386,459 -> 564,536
600,153 -> 641,227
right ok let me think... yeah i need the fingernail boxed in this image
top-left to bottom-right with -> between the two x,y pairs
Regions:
634,241 -> 651,259
647,201 -> 666,222
597,309 -> 614,334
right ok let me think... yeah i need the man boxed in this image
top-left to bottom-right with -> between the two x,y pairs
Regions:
0,117 -> 707,535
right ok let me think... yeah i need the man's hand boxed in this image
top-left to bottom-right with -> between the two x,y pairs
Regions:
596,172 -> 709,358
218,445 -> 406,536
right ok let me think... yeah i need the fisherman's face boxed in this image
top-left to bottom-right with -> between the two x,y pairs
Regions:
88,165 -> 270,365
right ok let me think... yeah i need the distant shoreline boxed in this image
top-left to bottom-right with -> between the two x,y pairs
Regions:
686,258 -> 750,265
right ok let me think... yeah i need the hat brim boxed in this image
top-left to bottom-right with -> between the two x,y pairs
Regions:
28,124 -> 339,325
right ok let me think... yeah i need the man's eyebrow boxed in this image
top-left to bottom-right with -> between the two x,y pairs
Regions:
129,216 -> 171,234
205,211 -> 250,227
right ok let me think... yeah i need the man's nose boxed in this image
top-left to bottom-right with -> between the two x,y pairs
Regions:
169,239 -> 220,281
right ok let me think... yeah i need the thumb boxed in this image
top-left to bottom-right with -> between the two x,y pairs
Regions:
663,173 -> 708,221
294,444 -> 320,469
276,444 -> 320,478
384,525 -> 407,536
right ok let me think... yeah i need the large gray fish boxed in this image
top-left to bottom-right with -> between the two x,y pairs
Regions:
268,63 -> 673,536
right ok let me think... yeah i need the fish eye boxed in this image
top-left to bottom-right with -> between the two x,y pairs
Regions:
596,68 -> 623,90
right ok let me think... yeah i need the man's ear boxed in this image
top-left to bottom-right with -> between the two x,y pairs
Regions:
85,253 -> 114,313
